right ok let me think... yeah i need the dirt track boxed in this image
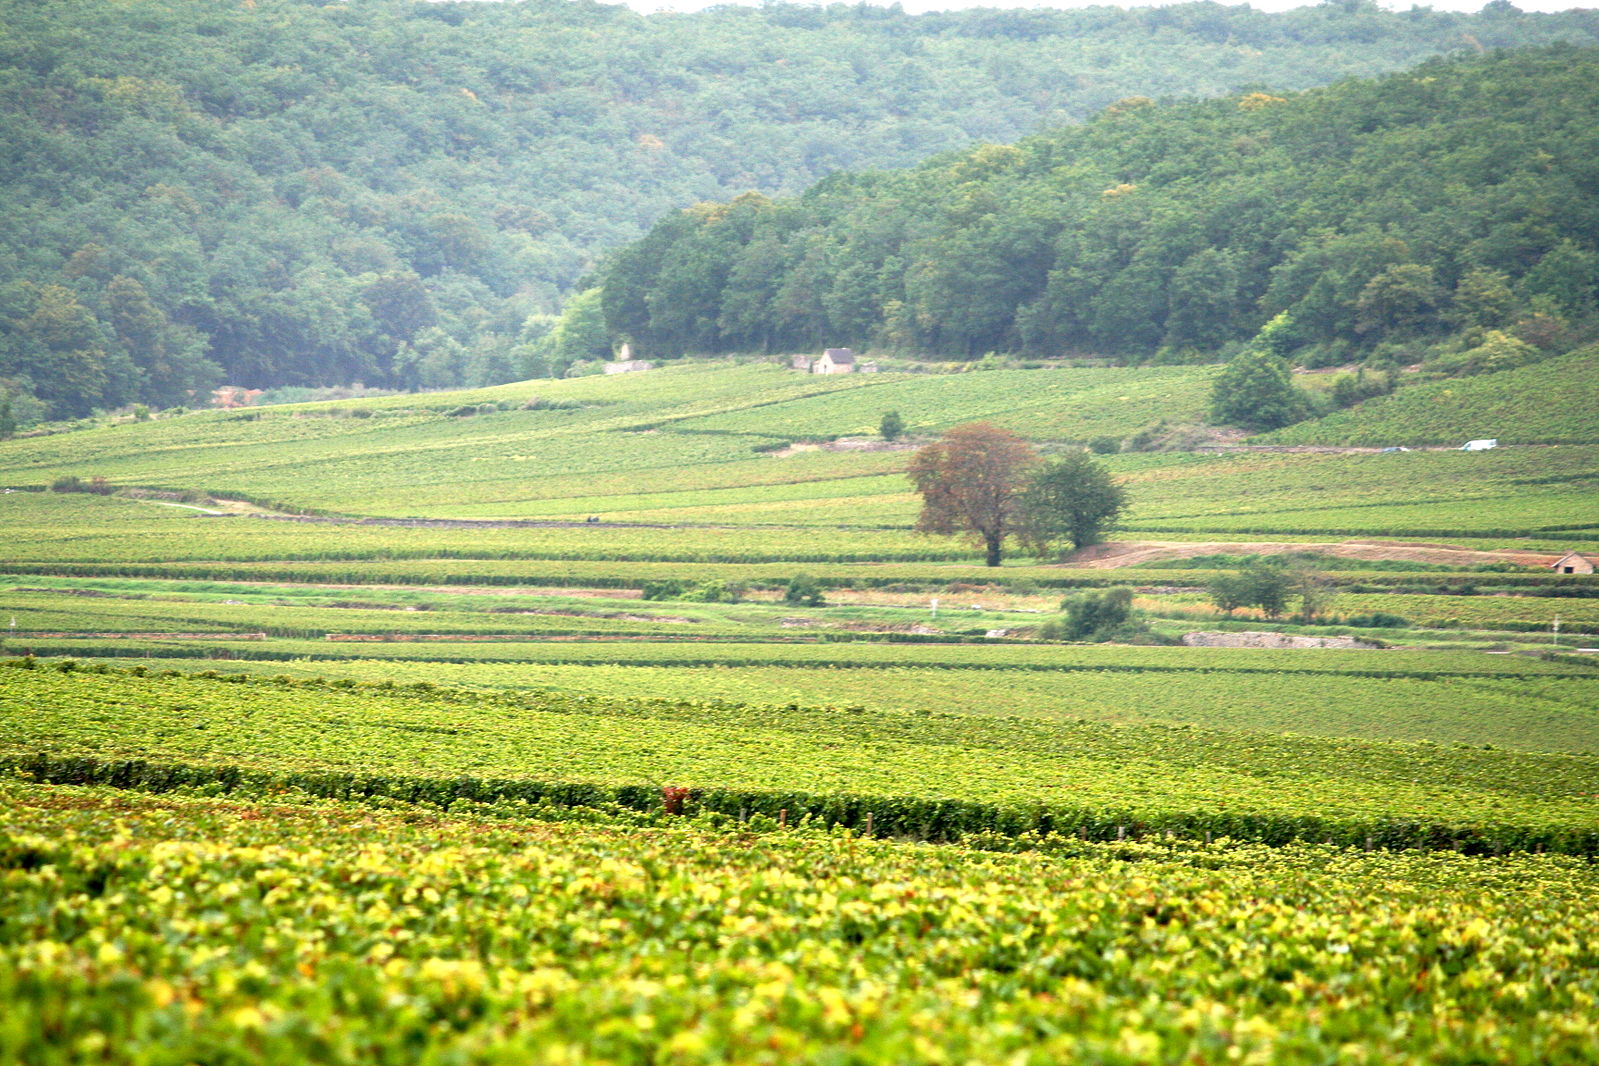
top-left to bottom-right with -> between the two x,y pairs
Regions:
1071,540 -> 1564,570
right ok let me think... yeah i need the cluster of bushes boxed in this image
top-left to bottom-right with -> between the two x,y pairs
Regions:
1333,612 -> 1412,629
639,575 -> 824,606
49,475 -> 114,495
640,579 -> 747,603
1038,588 -> 1167,644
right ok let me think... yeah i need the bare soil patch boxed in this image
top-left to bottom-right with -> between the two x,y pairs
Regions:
769,437 -> 918,458
1071,540 -> 1561,570
1181,631 -> 1382,650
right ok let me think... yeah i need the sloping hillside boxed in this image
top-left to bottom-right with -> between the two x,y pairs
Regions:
5,0 -> 1599,417
1260,347 -> 1599,446
601,47 -> 1599,368
1,362 -> 1594,542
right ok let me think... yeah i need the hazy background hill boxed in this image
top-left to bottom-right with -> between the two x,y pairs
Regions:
601,45 -> 1599,375
4,0 -> 1599,421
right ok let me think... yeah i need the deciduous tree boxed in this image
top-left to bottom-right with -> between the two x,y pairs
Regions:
907,422 -> 1038,567
1017,450 -> 1128,556
1207,562 -> 1292,619
1209,349 -> 1309,431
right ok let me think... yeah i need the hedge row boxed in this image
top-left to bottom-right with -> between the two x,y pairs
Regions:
7,753 -> 1594,858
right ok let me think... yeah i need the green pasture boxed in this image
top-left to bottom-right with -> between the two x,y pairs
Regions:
1115,446 -> 1599,538
9,572 -> 1594,638
665,365 -> 1214,439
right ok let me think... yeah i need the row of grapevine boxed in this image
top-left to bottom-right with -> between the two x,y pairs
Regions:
8,752 -> 1595,857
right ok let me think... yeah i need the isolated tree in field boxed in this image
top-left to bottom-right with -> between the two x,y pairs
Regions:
908,422 -> 1038,567
1288,561 -> 1335,624
1209,349 -> 1309,431
879,410 -> 905,441
1016,450 -> 1128,556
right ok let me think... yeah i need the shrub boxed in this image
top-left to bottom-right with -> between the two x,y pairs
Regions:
50,475 -> 114,495
1341,612 -> 1411,629
682,580 -> 745,603
641,580 -> 688,601
1058,587 -> 1141,641
784,574 -> 824,607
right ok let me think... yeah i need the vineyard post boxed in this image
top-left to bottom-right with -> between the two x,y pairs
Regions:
865,811 -> 873,837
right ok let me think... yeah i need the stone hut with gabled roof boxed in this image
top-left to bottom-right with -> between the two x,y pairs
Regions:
813,348 -> 856,374
1550,552 -> 1595,575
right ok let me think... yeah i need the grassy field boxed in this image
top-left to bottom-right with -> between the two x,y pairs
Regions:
24,647 -> 1599,753
6,663 -> 1597,846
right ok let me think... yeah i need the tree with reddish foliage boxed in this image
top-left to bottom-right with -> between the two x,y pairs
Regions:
908,422 -> 1038,567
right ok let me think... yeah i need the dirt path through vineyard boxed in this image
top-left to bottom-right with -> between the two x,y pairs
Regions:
1073,540 -> 1565,569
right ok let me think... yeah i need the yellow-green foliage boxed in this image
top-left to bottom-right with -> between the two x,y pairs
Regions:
4,782 -> 1599,1065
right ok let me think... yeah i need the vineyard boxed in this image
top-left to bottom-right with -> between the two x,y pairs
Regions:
4,663 -> 1598,850
4,363 -> 1599,1062
1,362 -> 1595,539
1258,346 -> 1599,447
7,781 -> 1599,1065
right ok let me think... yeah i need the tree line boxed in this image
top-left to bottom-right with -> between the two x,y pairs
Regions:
600,46 -> 1599,383
6,0 -> 1599,422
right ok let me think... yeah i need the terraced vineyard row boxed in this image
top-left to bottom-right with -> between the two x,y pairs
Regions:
5,664 -> 1597,849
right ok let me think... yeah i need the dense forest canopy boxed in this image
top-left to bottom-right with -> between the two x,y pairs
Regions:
601,46 -> 1599,373
3,0 -> 1599,420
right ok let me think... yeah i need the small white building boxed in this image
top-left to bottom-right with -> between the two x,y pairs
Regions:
1460,438 -> 1498,451
1551,552 -> 1595,575
813,348 -> 856,375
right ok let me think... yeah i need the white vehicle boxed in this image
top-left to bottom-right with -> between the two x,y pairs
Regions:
1460,439 -> 1497,451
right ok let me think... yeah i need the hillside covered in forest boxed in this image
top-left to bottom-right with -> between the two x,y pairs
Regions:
4,0 -> 1599,422
600,45 -> 1599,380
